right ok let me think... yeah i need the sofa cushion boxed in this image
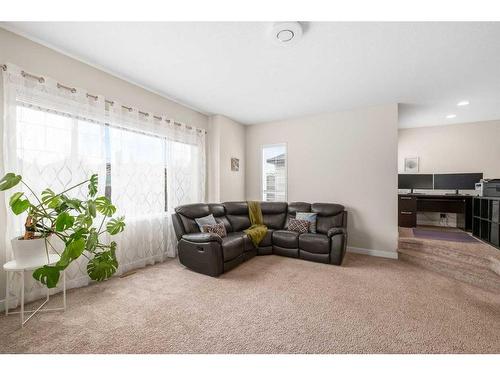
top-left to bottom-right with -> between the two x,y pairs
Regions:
299,233 -> 330,254
243,228 -> 274,251
242,234 -> 254,252
273,230 -> 299,248
221,232 -> 245,261
259,229 -> 274,247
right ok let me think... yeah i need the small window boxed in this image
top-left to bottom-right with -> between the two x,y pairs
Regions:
262,144 -> 287,202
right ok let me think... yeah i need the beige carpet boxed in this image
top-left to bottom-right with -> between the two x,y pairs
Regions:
1,253 -> 499,354
398,226 -> 500,293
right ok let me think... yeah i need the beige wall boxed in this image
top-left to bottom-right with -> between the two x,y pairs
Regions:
0,28 -> 209,305
245,104 -> 399,253
207,115 -> 246,202
398,120 -> 500,178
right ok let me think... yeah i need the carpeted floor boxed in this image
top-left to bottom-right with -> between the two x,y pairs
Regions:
1,253 -> 499,354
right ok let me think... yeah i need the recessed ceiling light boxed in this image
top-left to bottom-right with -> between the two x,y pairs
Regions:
446,114 -> 457,119
270,22 -> 303,46
457,100 -> 470,106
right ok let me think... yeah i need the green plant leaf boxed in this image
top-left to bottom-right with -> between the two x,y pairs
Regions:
69,227 -> 89,241
87,249 -> 118,281
33,265 -> 60,288
75,213 -> 92,228
58,195 -> 83,212
95,196 -> 116,217
67,199 -> 83,211
41,188 -> 61,209
41,188 -> 55,203
88,174 -> 98,197
106,216 -> 126,235
0,173 -> 22,191
86,229 -> 98,252
87,200 -> 96,218
65,237 -> 86,259
9,192 -> 30,215
55,212 -> 75,231
56,249 -> 72,269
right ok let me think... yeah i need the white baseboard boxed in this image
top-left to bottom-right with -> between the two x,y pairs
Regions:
347,246 -> 398,259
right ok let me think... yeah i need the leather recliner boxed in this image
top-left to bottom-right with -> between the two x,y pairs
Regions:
172,201 -> 348,277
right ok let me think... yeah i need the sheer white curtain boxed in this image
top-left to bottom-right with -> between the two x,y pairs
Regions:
2,64 -> 107,305
106,105 -> 206,260
1,64 -> 206,307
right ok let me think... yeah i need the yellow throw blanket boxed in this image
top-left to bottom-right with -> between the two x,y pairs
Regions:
244,201 -> 268,247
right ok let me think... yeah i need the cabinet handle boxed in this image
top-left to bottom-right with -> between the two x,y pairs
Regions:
400,197 -> 413,200
400,211 -> 414,215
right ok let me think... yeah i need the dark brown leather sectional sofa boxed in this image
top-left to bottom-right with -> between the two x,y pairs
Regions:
172,201 -> 348,276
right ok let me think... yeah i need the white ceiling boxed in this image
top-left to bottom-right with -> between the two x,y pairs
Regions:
3,22 -> 500,127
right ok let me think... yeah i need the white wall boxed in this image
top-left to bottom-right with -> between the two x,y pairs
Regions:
398,120 -> 500,178
245,104 -> 399,253
207,115 -> 246,202
0,28 -> 209,305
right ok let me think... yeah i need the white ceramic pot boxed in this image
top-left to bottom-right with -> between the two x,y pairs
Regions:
11,236 -> 51,267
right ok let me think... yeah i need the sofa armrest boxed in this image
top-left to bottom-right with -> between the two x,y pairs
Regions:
327,227 -> 346,237
182,232 -> 223,244
182,233 -> 222,243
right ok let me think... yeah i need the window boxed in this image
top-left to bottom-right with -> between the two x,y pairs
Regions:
108,125 -> 167,218
15,104 -> 201,216
15,104 -> 107,200
262,144 -> 287,202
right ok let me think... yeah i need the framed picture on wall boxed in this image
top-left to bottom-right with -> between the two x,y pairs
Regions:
404,156 -> 419,172
231,157 -> 239,171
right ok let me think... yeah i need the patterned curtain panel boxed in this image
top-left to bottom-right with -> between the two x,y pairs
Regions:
1,64 -> 206,307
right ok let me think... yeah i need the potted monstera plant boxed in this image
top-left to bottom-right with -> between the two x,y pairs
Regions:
0,172 -> 125,288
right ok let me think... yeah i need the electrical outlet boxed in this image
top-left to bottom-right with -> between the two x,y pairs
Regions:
440,213 -> 446,219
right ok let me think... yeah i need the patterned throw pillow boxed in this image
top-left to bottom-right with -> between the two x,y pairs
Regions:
296,212 -> 317,233
195,214 -> 217,231
201,222 -> 227,238
288,218 -> 310,234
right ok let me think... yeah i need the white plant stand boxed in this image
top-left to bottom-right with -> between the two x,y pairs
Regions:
3,254 -> 66,327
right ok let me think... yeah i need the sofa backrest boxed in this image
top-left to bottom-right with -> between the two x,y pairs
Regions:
260,201 -> 287,229
172,201 -> 347,239
311,203 -> 346,234
174,203 -> 211,235
208,203 -> 233,232
223,201 -> 251,232
286,202 -> 311,227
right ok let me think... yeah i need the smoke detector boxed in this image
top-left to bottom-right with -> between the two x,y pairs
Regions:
270,22 -> 303,46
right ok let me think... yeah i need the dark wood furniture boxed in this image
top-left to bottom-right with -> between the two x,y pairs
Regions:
398,193 -> 473,230
472,197 -> 500,249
